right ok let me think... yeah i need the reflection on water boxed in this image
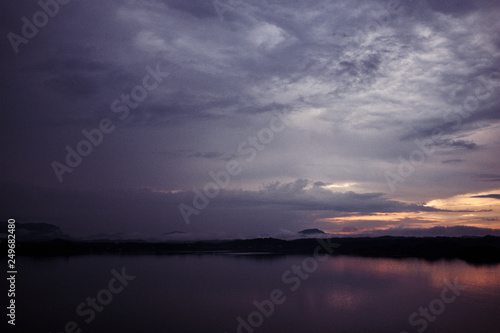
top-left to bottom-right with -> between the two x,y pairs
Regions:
17,255 -> 500,333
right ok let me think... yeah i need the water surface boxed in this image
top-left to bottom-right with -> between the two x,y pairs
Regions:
15,255 -> 500,333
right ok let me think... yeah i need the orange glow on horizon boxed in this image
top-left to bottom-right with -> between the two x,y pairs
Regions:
318,189 -> 500,231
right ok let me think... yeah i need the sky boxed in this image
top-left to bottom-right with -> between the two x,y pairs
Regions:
1,0 -> 500,239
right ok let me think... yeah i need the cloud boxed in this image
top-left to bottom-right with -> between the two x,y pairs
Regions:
153,149 -> 238,161
354,225 -> 500,237
161,0 -> 217,19
472,194 -> 500,200
476,174 -> 500,182
442,159 -> 464,164
0,179 -> 449,238
341,226 -> 359,233
442,139 -> 478,150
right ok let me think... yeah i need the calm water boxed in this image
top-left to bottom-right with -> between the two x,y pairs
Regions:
13,255 -> 500,333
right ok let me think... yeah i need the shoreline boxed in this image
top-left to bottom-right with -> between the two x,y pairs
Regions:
5,236 -> 500,264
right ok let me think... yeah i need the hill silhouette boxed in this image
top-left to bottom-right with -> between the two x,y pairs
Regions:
299,228 -> 326,235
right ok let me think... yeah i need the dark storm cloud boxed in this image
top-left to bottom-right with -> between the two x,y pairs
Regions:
476,174 -> 500,182
441,159 -> 464,164
1,0 -> 500,236
208,179 -> 444,213
442,139 -> 478,150
472,194 -> 500,200
0,179 -> 448,238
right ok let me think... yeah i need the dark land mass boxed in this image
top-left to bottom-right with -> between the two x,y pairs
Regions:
298,228 -> 326,235
5,236 -> 500,264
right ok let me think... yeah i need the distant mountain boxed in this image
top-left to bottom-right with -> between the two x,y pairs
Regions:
299,228 -> 325,235
0,221 -> 70,241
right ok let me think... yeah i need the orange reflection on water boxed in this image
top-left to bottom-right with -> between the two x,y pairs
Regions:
319,256 -> 500,292
325,290 -> 363,310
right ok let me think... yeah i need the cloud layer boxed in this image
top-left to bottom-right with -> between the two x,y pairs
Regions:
1,0 -> 500,237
